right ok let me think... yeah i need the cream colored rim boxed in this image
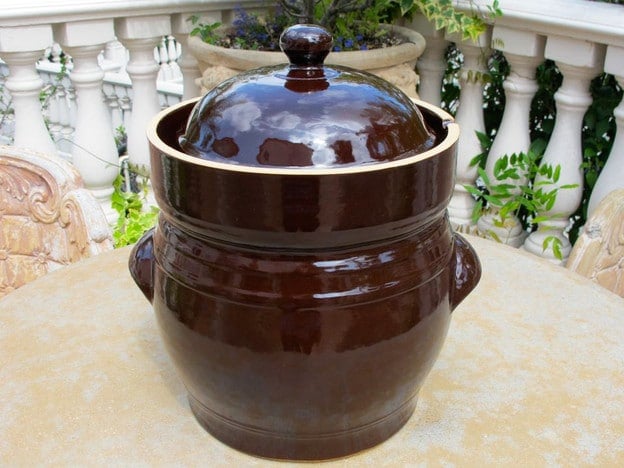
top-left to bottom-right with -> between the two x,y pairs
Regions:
147,97 -> 460,176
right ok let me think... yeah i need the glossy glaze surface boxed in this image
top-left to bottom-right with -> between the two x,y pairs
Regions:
131,216 -> 479,460
131,29 -> 480,458
179,25 -> 435,167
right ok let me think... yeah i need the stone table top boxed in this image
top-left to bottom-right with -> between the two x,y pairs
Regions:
1,235 -> 623,466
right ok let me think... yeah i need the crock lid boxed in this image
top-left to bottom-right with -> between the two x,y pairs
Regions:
179,24 -> 436,167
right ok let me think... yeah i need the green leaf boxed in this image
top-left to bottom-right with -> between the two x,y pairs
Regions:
400,0 -> 413,15
552,165 -> 561,183
531,215 -> 551,224
111,170 -> 159,248
477,167 -> 491,187
469,153 -> 483,168
544,193 -> 557,211
483,194 -> 504,207
488,230 -> 503,243
465,184 -> 484,197
543,236 -> 564,260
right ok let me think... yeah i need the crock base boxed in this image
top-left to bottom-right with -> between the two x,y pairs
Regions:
188,394 -> 417,461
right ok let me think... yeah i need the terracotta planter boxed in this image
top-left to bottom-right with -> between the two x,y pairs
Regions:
187,23 -> 425,98
129,25 -> 480,461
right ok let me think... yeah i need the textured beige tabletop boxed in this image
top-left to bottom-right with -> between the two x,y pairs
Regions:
1,235 -> 623,466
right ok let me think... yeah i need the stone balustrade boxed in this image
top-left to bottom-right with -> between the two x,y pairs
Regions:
0,0 -> 236,223
0,0 -> 622,264
415,0 -> 623,263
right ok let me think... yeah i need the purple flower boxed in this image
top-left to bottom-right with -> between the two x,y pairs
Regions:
344,39 -> 354,49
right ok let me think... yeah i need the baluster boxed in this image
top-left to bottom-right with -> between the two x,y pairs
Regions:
105,82 -> 130,134
477,28 -> 545,247
408,14 -> 449,106
55,20 -> 120,224
446,30 -> 491,234
171,13 -> 203,99
106,94 -> 124,134
168,36 -> 183,81
51,84 -> 69,153
523,36 -> 606,263
0,25 -> 57,155
115,15 -> 171,172
588,45 -> 624,216
100,39 -> 127,72
48,43 -> 64,64
119,93 -> 132,134
156,38 -> 172,82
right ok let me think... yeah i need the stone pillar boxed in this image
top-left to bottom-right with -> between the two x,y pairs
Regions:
115,15 -> 171,171
55,19 -> 119,224
171,13 -> 202,100
587,45 -> 624,217
523,36 -> 606,264
0,25 -> 56,155
408,14 -> 449,106
446,29 -> 491,233
477,27 -> 545,246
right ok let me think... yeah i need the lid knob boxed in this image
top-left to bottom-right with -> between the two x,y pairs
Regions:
279,24 -> 333,67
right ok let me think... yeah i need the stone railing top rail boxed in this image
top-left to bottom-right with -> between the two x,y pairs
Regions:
0,0 -> 264,27
3,0 -> 622,49
457,0 -> 624,48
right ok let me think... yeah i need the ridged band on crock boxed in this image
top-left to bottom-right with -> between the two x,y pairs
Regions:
188,392 -> 417,460
152,212 -> 454,308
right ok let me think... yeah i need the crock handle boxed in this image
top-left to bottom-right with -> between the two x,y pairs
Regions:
449,233 -> 482,311
128,227 -> 155,304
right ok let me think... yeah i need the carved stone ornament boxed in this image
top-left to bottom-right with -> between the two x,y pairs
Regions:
567,189 -> 624,297
0,145 -> 113,297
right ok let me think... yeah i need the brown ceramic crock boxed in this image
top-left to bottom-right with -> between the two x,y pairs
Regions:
129,25 -> 481,461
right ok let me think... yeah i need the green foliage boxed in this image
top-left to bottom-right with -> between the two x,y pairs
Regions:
314,0 -> 391,48
392,0 -> 502,42
189,16 -> 223,44
114,125 -> 127,157
440,43 -> 462,115
530,60 -> 562,144
440,43 -> 622,247
483,50 -> 509,137
190,2 -> 392,52
111,169 -> 159,248
468,130 -> 495,171
191,7 -> 297,51
466,141 -> 578,260
569,72 -> 623,243
327,1 -> 398,51
190,0 -> 498,52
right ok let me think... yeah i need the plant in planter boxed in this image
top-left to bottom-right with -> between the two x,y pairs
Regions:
188,0 -> 499,97
465,140 -> 578,260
